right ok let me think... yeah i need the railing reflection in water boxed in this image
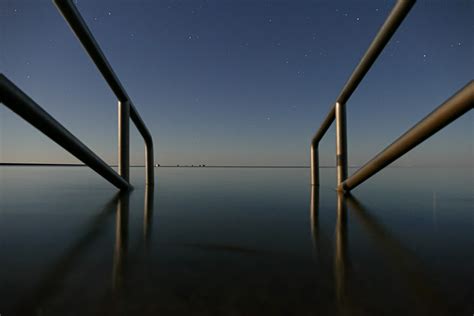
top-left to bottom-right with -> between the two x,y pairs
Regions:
112,192 -> 129,289
11,185 -> 155,314
310,186 -> 449,315
334,192 -> 350,315
112,185 -> 155,291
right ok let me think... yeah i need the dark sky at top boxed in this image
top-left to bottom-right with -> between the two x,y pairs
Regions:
1,0 -> 472,166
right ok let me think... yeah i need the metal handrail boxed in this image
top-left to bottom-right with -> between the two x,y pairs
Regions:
341,81 -> 473,191
311,0 -> 473,192
53,0 -> 154,186
310,0 -> 416,187
0,74 -> 131,190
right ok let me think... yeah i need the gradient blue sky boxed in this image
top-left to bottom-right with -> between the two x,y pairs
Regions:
0,0 -> 472,166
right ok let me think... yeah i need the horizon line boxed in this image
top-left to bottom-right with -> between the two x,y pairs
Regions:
0,162 -> 471,169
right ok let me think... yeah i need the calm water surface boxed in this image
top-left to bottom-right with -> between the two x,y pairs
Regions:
0,166 -> 472,315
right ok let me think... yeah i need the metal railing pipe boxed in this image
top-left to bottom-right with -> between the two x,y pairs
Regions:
341,81 -> 474,192
310,145 -> 319,186
335,102 -> 348,187
310,106 -> 335,186
53,0 -> 155,186
311,106 -> 336,146
310,0 -> 415,185
130,108 -> 155,186
0,74 -> 131,190
336,0 -> 415,104
53,0 -> 127,102
118,100 -> 130,182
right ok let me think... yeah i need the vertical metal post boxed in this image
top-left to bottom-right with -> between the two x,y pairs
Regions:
341,81 -> 473,192
335,102 -> 348,189
145,142 -> 154,186
0,74 -> 131,191
310,144 -> 319,186
118,100 -> 130,182
307,0 -> 415,190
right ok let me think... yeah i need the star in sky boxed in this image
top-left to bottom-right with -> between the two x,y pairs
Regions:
2,0 -> 471,167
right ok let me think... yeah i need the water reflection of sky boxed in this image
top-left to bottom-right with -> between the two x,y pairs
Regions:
0,167 -> 472,315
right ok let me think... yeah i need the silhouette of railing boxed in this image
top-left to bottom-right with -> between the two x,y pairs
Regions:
54,0 -> 154,187
341,82 -> 472,191
310,0 -> 473,191
0,0 -> 155,190
0,75 -> 131,190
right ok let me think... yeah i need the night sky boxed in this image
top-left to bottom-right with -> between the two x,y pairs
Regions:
0,0 -> 472,166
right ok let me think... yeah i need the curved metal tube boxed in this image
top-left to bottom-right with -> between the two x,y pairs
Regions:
53,0 -> 154,186
0,74 -> 131,190
335,0 -> 416,104
341,81 -> 474,191
310,0 -> 416,186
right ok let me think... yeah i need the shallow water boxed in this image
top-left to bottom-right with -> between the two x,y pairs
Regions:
0,166 -> 472,315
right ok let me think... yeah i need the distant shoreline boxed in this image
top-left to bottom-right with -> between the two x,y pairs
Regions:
0,163 -> 86,167
0,162 -> 315,168
0,163 -> 467,169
